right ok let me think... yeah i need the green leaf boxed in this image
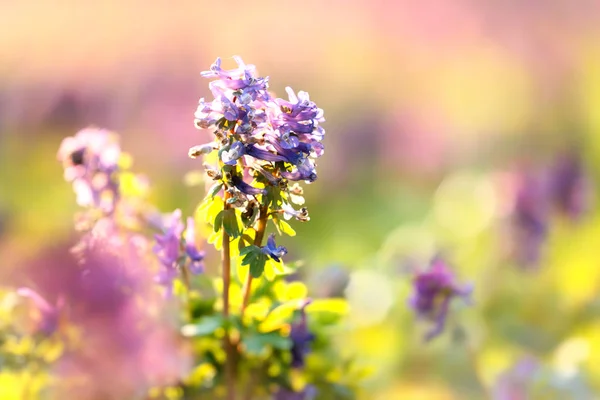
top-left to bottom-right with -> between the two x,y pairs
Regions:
181,315 -> 225,337
240,245 -> 261,257
242,332 -> 292,356
222,209 -> 240,238
273,216 -> 296,237
214,210 -> 224,233
249,253 -> 267,278
207,182 -> 223,198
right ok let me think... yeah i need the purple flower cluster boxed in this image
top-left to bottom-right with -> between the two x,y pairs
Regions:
191,56 -> 325,218
409,258 -> 472,341
153,209 -> 205,295
57,128 -> 121,213
511,152 -> 592,266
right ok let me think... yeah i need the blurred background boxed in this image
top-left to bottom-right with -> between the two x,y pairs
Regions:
2,1 -> 600,398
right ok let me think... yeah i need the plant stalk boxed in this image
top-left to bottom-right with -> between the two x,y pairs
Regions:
222,192 -> 236,400
241,205 -> 268,315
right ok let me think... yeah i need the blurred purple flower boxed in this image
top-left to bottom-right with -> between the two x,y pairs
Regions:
184,217 -> 205,274
153,209 -> 205,294
57,127 -> 121,212
17,243 -> 189,399
549,152 -> 591,220
289,301 -> 315,368
492,357 -> 538,400
17,287 -> 63,336
512,172 -> 550,266
409,258 -> 472,341
261,234 -> 288,262
273,385 -> 317,400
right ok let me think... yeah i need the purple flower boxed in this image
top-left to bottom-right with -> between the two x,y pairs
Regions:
261,234 -> 288,262
57,128 -> 121,212
192,56 -> 326,222
549,152 -> 591,220
492,357 -> 538,400
184,217 -> 205,274
20,244 -> 188,399
409,258 -> 472,341
273,386 -> 317,400
512,172 -> 550,266
201,56 -> 270,101
153,210 -> 204,294
17,287 -> 63,335
221,141 -> 246,165
289,301 -> 315,368
231,175 -> 267,196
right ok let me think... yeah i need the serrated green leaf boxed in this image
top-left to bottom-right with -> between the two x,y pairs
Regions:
223,209 -> 240,238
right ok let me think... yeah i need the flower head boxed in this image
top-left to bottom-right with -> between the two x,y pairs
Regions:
409,258 -> 472,341
57,128 -> 121,212
190,56 -> 325,216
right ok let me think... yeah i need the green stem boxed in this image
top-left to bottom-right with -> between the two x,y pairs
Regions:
180,264 -> 193,321
241,205 -> 268,316
222,192 -> 236,400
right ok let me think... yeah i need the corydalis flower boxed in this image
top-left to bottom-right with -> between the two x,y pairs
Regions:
190,56 -> 325,217
153,209 -> 205,295
17,287 -> 63,335
512,172 -> 550,266
289,301 -> 315,368
549,152 -> 591,220
262,234 -> 288,262
57,127 -> 121,212
409,258 -> 472,341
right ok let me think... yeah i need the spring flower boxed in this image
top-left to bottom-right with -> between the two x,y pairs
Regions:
17,287 -> 63,335
409,258 -> 472,341
153,209 -> 204,294
57,127 -> 121,212
281,203 -> 310,222
190,56 -> 325,214
512,172 -> 550,266
184,217 -> 205,274
549,152 -> 591,220
261,234 -> 288,262
289,301 -> 315,368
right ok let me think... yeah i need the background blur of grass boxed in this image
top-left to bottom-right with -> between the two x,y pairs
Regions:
2,1 -> 600,398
